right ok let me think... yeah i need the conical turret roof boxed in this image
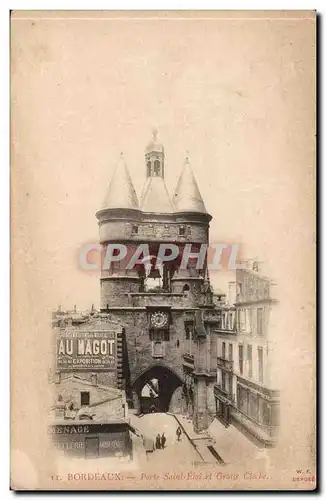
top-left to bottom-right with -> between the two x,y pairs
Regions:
101,154 -> 139,211
140,177 -> 174,213
173,157 -> 207,213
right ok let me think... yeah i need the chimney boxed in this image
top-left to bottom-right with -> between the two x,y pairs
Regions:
91,373 -> 97,386
54,372 -> 61,384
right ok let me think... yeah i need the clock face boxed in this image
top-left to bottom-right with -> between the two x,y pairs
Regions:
151,311 -> 169,329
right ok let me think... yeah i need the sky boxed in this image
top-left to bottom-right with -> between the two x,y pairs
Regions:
11,12 -> 315,310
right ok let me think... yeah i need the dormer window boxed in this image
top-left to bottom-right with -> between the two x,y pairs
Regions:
179,226 -> 186,236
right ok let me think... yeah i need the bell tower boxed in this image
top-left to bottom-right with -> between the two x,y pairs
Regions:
145,128 -> 164,178
96,132 -> 218,431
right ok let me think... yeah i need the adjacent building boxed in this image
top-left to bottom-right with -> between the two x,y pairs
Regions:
214,261 -> 280,446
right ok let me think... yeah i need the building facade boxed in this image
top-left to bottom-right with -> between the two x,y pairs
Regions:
214,262 -> 280,446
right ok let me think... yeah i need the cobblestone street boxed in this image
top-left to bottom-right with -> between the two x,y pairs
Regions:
131,413 -> 202,467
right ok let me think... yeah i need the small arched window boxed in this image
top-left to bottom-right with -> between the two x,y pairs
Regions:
154,160 -> 161,176
183,284 -> 190,297
147,161 -> 152,177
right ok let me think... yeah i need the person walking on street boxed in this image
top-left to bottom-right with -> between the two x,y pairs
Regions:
176,426 -> 182,442
155,434 -> 161,450
161,433 -> 166,449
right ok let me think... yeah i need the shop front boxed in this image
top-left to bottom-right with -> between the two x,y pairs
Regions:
49,420 -> 132,460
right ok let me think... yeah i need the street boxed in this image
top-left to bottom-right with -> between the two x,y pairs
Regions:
130,412 -> 202,467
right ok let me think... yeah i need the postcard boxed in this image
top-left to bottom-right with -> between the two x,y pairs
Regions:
10,10 -> 316,491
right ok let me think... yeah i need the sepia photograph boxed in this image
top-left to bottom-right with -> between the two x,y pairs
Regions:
10,10 -> 316,491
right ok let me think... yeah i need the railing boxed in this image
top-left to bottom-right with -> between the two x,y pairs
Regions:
214,384 -> 235,404
214,326 -> 237,333
216,356 -> 234,371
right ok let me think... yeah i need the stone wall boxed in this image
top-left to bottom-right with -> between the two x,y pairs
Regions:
107,309 -> 187,386
99,220 -> 208,245
169,386 -> 186,414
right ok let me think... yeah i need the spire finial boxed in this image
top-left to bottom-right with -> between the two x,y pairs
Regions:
185,151 -> 190,164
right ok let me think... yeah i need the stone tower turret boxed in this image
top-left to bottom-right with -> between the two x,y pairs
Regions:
96,154 -> 142,310
95,133 -> 217,432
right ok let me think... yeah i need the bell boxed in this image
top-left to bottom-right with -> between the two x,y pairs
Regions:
148,267 -> 161,279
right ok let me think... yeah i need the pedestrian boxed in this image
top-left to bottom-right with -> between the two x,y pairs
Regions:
176,426 -> 182,442
155,434 -> 161,450
161,433 -> 166,449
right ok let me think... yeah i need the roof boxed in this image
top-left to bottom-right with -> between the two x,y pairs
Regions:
173,158 -> 207,214
145,129 -> 164,154
140,177 -> 174,213
101,154 -> 139,211
53,373 -> 123,395
50,418 -> 128,426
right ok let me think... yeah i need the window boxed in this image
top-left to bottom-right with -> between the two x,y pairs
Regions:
239,309 -> 246,332
154,160 -> 161,176
80,391 -> 90,406
257,308 -> 264,336
258,347 -> 264,383
239,345 -> 244,375
131,225 -> 138,235
229,343 -> 233,361
152,341 -> 165,358
260,400 -> 271,427
237,385 -> 248,414
222,342 -> 226,359
229,375 -> 233,396
179,226 -> 186,236
147,161 -> 151,176
185,326 -> 190,340
247,344 -> 252,378
247,309 -> 252,334
150,330 -> 169,342
221,371 -> 226,390
248,392 -> 259,420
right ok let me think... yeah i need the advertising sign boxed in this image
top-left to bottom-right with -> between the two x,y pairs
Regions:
56,329 -> 117,371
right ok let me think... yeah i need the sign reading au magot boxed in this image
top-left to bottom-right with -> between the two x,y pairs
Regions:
56,329 -> 117,371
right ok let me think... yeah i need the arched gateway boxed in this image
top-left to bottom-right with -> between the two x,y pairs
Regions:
96,132 -> 219,432
132,364 -> 184,414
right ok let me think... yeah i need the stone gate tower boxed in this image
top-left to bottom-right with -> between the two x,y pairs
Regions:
96,131 -> 218,431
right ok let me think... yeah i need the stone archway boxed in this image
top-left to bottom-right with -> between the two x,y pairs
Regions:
132,365 -> 183,414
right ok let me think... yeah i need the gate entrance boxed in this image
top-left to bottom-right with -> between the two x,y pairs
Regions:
133,365 -> 183,414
